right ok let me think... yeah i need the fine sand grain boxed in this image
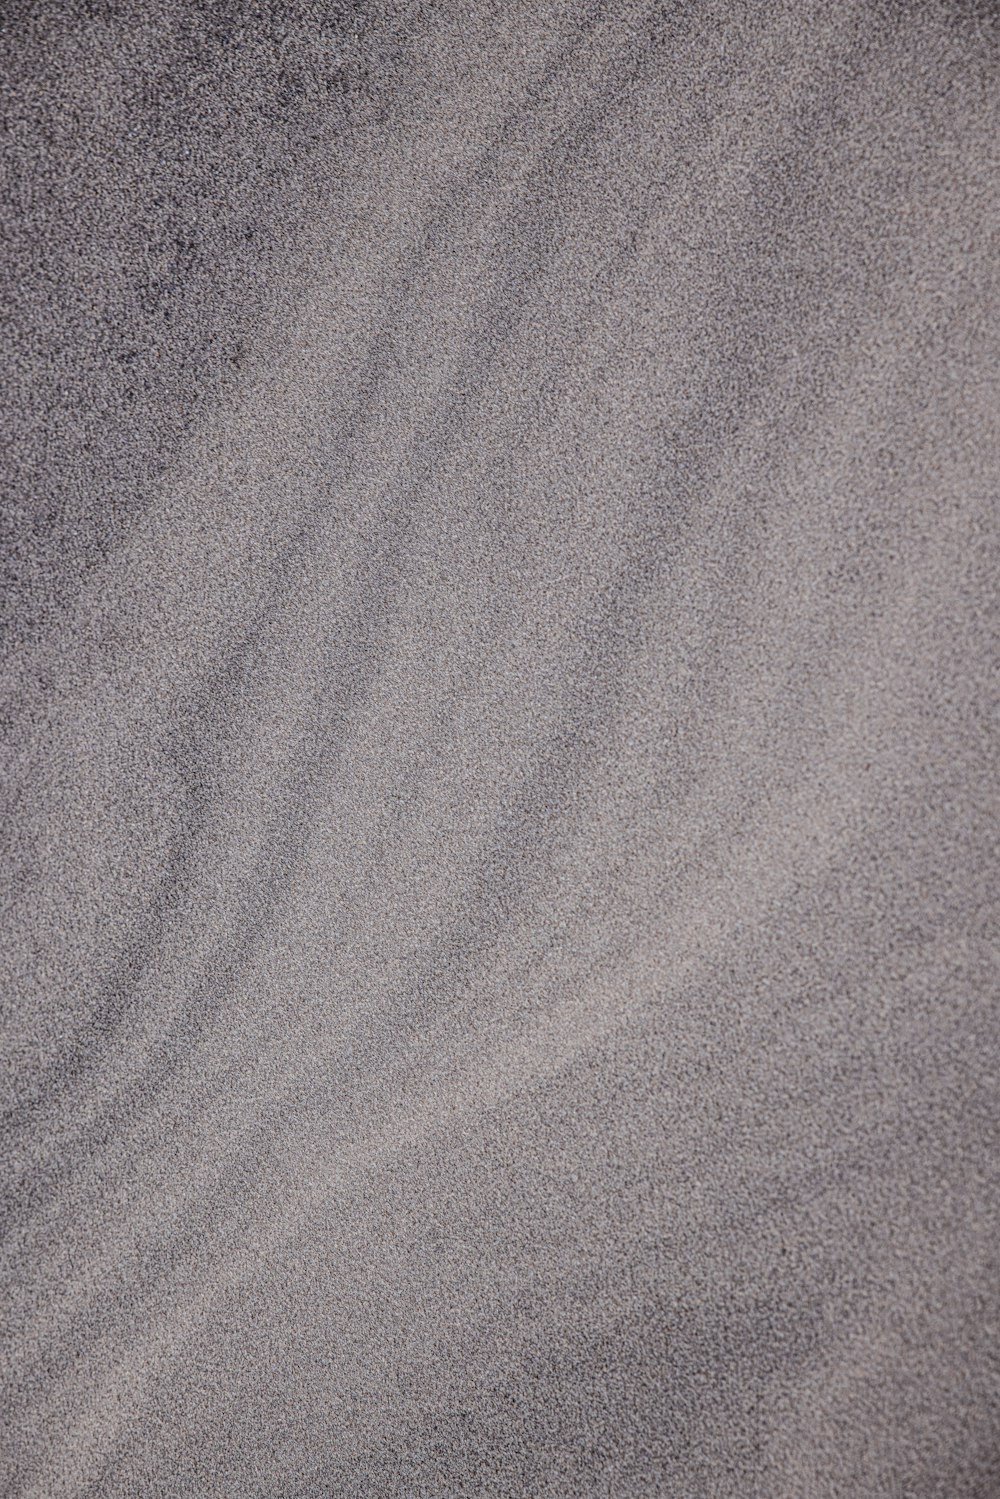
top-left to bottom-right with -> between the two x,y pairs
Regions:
2,3 -> 999,1495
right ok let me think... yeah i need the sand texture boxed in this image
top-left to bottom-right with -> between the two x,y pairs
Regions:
2,2 -> 999,1494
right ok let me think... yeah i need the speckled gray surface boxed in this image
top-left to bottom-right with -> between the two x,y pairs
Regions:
2,2 -> 999,1495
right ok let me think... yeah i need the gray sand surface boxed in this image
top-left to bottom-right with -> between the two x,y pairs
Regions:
2,2 -> 999,1494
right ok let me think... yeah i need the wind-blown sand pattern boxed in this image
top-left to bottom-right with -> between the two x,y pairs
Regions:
2,2 -> 998,1494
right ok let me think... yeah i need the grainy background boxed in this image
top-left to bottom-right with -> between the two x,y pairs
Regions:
2,2 -> 998,1495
